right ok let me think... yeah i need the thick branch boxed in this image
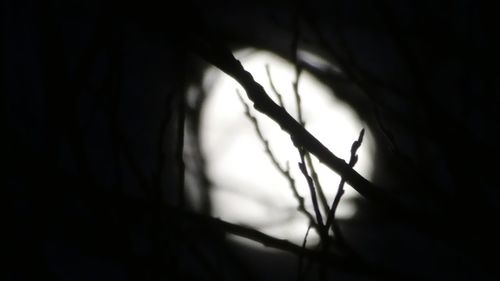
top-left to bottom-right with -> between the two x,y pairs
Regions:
192,38 -> 391,207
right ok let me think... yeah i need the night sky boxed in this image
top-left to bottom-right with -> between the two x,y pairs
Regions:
4,0 -> 500,280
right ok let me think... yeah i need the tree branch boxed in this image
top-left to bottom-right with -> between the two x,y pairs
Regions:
236,90 -> 319,232
191,36 -> 395,209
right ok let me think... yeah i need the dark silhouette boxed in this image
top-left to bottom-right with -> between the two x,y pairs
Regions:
4,0 -> 499,280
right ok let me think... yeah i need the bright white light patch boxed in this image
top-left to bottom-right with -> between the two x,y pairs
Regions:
200,49 -> 374,246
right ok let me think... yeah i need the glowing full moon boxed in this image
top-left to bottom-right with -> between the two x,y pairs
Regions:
199,49 -> 375,246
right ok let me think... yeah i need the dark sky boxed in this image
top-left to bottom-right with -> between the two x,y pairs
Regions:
3,0 -> 499,280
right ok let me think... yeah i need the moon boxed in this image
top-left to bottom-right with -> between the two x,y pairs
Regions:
199,49 -> 375,247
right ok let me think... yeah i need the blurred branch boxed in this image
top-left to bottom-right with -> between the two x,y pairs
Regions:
304,14 -> 404,157
177,86 -> 186,209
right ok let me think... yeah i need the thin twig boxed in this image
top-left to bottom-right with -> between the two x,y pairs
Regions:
265,64 -> 285,107
297,224 -> 313,281
236,90 -> 319,231
326,128 -> 364,230
305,154 -> 329,215
292,69 -> 305,126
267,64 -> 330,215
291,30 -> 330,279
292,65 -> 330,216
298,148 -> 328,245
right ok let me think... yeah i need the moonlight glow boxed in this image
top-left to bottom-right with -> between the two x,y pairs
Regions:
200,49 -> 375,246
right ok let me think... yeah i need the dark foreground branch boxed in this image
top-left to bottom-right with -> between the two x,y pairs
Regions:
163,205 -> 407,280
165,206 -> 338,264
